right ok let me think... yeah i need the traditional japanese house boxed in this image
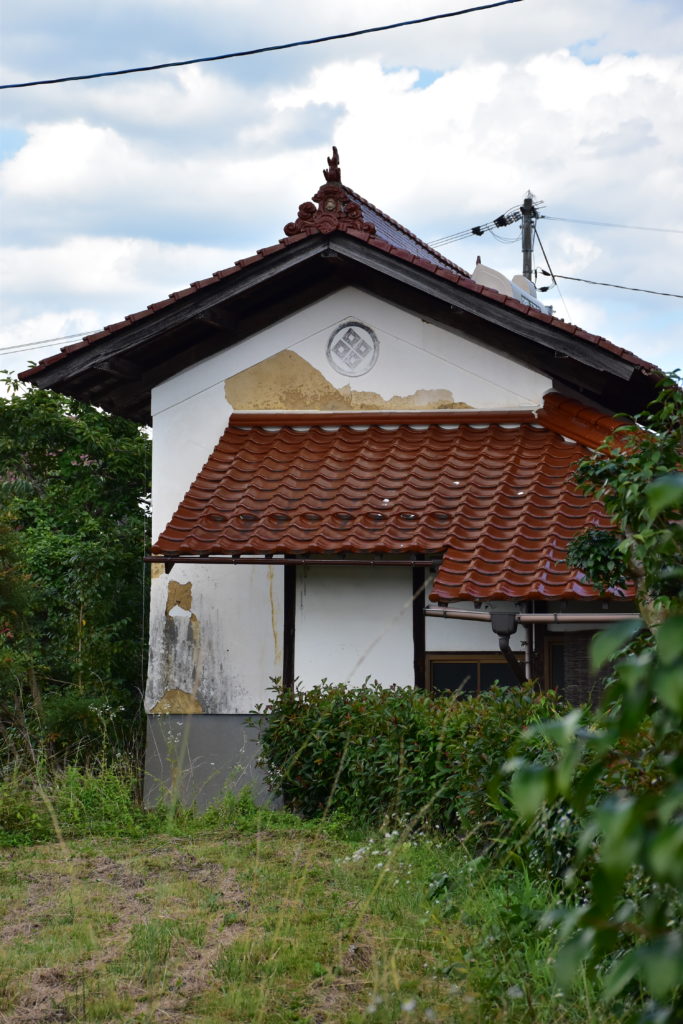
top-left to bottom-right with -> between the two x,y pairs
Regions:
21,150 -> 658,805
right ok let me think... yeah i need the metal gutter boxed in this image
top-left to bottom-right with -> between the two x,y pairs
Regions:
145,555 -> 442,570
425,608 -> 640,624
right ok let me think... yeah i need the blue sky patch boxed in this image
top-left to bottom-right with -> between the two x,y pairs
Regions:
0,129 -> 28,162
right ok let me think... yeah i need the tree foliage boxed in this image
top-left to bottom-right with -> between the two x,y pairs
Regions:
508,375 -> 683,1021
0,374 -> 151,757
566,372 -> 683,626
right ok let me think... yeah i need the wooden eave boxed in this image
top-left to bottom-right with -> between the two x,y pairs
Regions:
23,233 -> 660,424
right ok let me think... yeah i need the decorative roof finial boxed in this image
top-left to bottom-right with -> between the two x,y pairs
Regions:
283,146 -> 376,239
323,146 -> 341,183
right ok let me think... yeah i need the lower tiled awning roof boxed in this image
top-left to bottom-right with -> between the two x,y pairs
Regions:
152,399 -> 628,603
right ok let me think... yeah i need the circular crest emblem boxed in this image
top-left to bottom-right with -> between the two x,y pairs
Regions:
326,321 -> 379,377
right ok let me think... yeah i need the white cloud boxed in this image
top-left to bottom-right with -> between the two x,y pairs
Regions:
1,1 -> 682,374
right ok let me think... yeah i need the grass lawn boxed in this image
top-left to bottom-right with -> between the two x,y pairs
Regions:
0,805 -> 619,1024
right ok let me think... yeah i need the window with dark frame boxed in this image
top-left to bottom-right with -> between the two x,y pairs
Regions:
426,652 -> 524,696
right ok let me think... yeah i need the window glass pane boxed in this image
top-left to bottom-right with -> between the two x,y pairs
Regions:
479,661 -> 518,690
432,661 -> 478,695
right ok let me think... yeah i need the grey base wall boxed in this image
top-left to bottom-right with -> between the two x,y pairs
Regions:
143,714 -> 280,811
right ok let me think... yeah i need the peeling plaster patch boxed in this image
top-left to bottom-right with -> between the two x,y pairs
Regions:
150,688 -> 204,714
338,385 -> 469,411
225,350 -> 342,410
224,350 -> 469,411
151,563 -> 165,579
165,580 -> 192,616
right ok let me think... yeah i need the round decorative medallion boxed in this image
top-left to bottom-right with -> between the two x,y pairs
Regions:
326,321 -> 379,377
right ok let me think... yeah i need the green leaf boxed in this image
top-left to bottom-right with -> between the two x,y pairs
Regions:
509,763 -> 551,819
646,472 -> 683,516
655,616 -> 683,667
640,934 -> 683,1000
652,663 -> 683,714
648,823 -> 683,884
603,949 -> 640,1001
530,708 -> 583,748
595,797 -> 641,874
590,619 -> 643,672
554,928 -> 596,988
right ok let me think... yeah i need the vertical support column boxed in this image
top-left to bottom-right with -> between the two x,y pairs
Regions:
283,564 -> 296,690
412,565 -> 426,689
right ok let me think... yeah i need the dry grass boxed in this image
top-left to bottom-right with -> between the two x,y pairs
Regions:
0,821 -> 618,1024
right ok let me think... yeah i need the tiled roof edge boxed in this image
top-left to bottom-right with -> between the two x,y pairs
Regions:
537,393 -> 624,449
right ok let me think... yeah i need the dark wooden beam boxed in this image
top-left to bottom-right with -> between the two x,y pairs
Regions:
283,564 -> 296,691
412,565 -> 426,690
197,308 -> 237,331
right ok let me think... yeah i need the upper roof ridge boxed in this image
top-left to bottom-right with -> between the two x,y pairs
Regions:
283,147 -> 468,275
283,146 -> 377,239
342,183 -> 468,277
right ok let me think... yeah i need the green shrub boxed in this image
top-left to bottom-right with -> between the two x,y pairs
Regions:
255,679 -> 567,845
0,773 -> 52,846
52,761 -> 148,838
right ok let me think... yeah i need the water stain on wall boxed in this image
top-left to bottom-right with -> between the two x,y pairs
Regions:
148,579 -> 207,714
224,350 -> 470,412
267,566 -> 281,664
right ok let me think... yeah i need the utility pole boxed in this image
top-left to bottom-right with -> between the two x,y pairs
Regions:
520,192 -> 538,281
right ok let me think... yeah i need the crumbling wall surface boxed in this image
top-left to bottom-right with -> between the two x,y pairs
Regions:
144,564 -> 284,717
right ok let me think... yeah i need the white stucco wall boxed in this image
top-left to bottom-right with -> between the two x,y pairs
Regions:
146,286 -> 552,715
294,566 -> 415,689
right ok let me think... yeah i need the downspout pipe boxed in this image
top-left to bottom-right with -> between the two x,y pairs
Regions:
490,611 -> 527,684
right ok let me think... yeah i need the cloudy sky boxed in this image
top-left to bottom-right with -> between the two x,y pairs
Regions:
1,0 -> 682,385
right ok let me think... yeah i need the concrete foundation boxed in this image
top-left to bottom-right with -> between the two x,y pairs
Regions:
143,714 -> 278,810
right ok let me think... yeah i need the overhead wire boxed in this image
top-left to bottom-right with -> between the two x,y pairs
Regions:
433,206 -> 680,249
533,226 -> 571,320
1,1 -> 523,90
489,228 -> 520,244
537,270 -> 683,300
0,331 -> 96,356
432,204 -> 681,304
542,215 -> 683,236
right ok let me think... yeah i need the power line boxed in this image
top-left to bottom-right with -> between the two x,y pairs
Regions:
537,269 -> 683,300
542,215 -> 683,236
431,207 -> 523,246
432,207 -> 681,248
1,1 -> 523,90
533,227 -> 570,321
0,331 -> 95,355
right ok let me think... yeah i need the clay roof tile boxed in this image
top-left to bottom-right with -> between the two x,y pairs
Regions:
152,408 -> 634,603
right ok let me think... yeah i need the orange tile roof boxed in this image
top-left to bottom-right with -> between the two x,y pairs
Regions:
152,399 -> 630,603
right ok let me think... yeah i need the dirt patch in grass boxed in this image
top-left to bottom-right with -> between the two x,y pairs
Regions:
0,844 -> 247,1023
305,937 -> 374,1024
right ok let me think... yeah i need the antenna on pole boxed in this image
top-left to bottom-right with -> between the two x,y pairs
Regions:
520,191 -> 538,280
